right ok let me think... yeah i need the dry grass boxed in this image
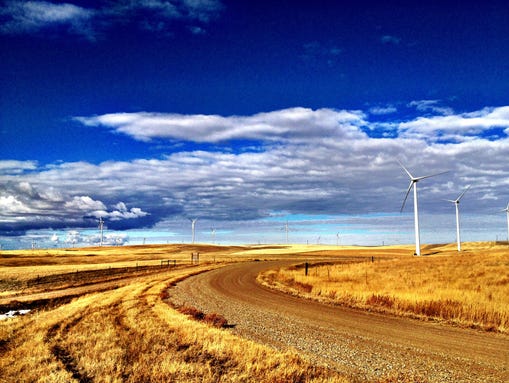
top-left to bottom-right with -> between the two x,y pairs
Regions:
259,242 -> 509,333
0,248 -> 348,383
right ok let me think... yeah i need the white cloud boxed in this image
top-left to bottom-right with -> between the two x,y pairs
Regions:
0,181 -> 149,233
398,106 -> 509,142
0,1 -> 94,38
76,108 -> 367,143
64,196 -> 106,212
408,100 -> 454,115
0,160 -> 38,174
0,195 -> 32,215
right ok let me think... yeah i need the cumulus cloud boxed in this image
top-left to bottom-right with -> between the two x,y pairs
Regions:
0,0 -> 223,39
64,196 -> 107,212
0,181 -> 149,235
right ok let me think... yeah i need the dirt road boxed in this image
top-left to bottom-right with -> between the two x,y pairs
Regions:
170,260 -> 509,383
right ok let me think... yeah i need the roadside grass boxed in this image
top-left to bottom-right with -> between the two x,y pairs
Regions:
258,243 -> 509,333
0,265 -> 348,383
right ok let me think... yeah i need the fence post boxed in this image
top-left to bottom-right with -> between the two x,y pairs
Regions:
305,262 -> 309,276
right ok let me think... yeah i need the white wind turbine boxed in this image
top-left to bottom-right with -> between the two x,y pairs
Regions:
502,203 -> 509,242
190,218 -> 198,244
398,160 -> 448,256
445,185 -> 470,252
98,217 -> 104,247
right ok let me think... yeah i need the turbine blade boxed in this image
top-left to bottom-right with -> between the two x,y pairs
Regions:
414,170 -> 449,181
401,181 -> 413,212
397,160 -> 414,179
456,185 -> 471,202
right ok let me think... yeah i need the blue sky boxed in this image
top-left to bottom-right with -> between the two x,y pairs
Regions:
1,0 -> 509,249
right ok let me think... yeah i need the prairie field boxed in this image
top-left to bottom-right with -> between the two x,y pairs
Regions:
258,242 -> 509,333
1,242 -> 507,382
0,244 -> 349,383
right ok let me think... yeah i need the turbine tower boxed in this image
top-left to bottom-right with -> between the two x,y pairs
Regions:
398,160 -> 448,256
98,217 -> 104,247
502,203 -> 509,242
191,219 -> 197,244
285,221 -> 289,244
446,185 -> 470,252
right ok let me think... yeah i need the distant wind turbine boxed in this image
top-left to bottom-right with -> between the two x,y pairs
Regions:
190,218 -> 197,244
98,217 -> 104,246
398,160 -> 448,256
445,185 -> 470,252
502,203 -> 509,242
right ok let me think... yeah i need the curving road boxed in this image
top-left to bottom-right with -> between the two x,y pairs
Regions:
170,260 -> 509,383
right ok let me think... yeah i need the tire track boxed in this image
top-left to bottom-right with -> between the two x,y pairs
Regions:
46,313 -> 94,383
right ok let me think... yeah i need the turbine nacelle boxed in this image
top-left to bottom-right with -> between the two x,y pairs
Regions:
445,185 -> 471,205
398,160 -> 449,212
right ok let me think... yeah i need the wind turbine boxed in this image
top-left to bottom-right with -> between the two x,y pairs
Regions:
398,160 -> 448,256
98,217 -> 104,247
445,185 -> 470,252
502,203 -> 509,242
190,218 -> 198,244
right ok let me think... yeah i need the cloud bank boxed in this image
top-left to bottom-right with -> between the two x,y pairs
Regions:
2,104 -> 509,246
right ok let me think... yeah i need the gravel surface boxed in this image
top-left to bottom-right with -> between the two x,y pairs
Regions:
169,261 -> 509,383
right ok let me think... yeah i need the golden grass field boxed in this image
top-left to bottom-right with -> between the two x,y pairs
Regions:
1,242 -> 507,382
0,244 -> 350,383
258,242 -> 509,333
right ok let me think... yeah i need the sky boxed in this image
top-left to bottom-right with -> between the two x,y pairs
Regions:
1,0 -> 509,250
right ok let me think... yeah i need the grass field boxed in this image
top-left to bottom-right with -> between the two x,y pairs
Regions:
0,244 -> 349,383
258,242 -> 509,333
1,242 -> 507,382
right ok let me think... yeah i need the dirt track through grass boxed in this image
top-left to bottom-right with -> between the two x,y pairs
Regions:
0,263 -> 347,382
170,260 -> 509,383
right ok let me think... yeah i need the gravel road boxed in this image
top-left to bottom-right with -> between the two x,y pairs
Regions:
169,260 -> 509,383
